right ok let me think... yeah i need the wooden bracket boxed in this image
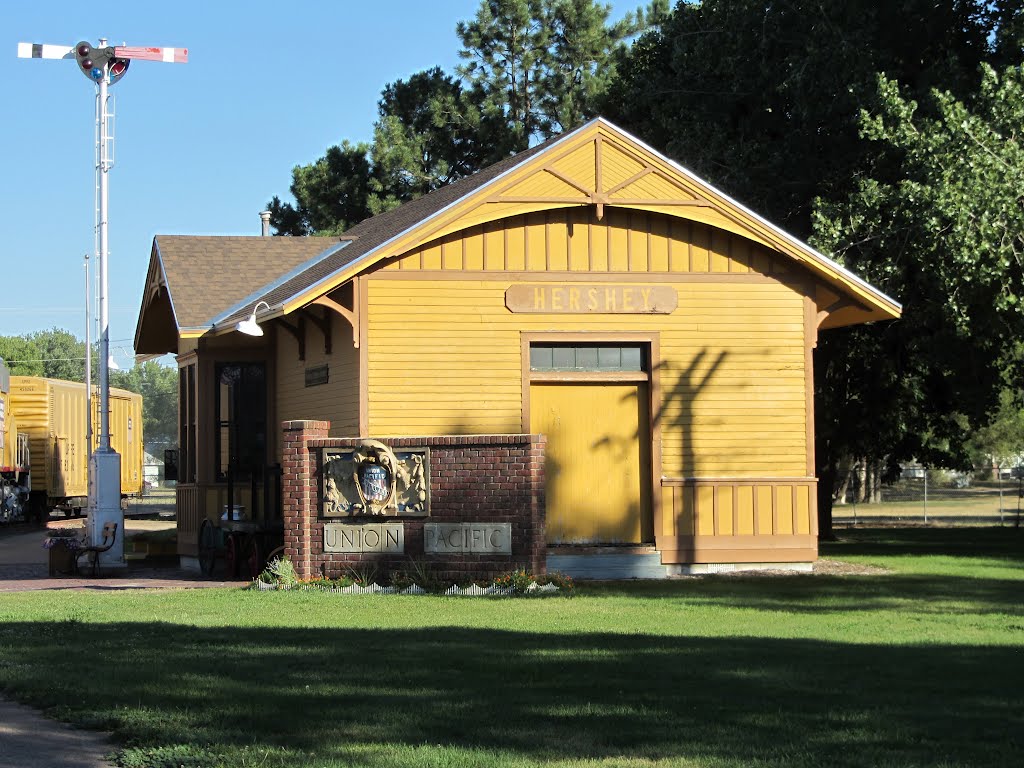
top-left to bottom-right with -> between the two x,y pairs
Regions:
279,316 -> 306,361
817,298 -> 851,328
306,307 -> 332,355
311,293 -> 359,348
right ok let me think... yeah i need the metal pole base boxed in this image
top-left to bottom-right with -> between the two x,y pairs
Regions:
88,449 -> 125,570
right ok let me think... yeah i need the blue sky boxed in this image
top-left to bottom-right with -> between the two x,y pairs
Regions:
6,0 -> 618,366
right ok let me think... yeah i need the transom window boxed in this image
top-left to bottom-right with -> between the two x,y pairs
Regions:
530,344 -> 646,372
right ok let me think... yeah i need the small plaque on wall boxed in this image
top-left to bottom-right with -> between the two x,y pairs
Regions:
305,364 -> 329,387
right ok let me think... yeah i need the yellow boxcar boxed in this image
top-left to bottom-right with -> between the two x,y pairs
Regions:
9,376 -> 143,515
1,361 -> 31,522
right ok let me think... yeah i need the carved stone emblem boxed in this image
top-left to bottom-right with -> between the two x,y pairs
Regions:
322,441 -> 430,517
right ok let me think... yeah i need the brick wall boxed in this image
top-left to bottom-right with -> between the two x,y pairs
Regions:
281,421 -> 546,583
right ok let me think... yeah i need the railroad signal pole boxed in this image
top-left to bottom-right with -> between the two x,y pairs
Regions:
18,38 -> 186,567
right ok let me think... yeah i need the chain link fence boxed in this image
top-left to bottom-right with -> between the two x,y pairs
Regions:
831,463 -> 1024,525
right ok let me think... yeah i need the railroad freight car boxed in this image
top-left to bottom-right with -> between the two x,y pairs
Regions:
0,360 -> 31,522
8,375 -> 143,518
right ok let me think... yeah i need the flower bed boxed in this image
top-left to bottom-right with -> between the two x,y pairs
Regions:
250,557 -> 574,597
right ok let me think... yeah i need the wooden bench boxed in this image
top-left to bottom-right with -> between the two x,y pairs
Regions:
75,522 -> 118,577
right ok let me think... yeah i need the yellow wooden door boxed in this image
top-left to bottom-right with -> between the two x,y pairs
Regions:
530,383 -> 652,544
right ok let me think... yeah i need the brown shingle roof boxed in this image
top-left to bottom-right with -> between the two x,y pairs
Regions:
155,235 -> 345,329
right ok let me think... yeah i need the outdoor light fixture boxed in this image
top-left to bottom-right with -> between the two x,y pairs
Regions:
236,300 -> 271,337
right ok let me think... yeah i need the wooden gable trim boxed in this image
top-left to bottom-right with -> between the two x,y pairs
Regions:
279,120 -> 900,324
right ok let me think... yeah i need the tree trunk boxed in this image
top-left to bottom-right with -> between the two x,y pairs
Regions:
834,468 -> 850,506
869,461 -> 883,504
855,460 -> 867,503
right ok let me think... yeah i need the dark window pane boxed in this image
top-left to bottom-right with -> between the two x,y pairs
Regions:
620,346 -> 643,370
575,346 -> 598,369
552,346 -> 576,369
530,346 -> 553,371
598,347 -> 621,368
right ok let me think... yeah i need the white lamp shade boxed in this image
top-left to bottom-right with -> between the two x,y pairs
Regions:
235,300 -> 270,336
235,317 -> 264,336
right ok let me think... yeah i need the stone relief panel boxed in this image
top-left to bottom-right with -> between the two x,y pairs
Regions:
322,440 -> 430,518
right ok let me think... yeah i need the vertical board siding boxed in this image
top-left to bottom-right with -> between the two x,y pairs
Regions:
388,208 -> 792,277
276,311 -> 360,441
660,478 -> 818,564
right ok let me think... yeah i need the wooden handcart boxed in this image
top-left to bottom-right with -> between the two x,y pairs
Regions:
197,517 -> 284,579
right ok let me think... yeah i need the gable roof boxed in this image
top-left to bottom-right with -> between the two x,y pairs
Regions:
137,117 -> 901,352
134,235 -> 348,353
207,118 -> 900,333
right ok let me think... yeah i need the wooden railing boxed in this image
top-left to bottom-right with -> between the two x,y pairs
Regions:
176,485 -> 202,556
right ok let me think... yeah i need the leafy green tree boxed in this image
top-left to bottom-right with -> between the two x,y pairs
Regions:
269,0 -> 663,234
603,0 -> 1012,536
368,67 -> 487,215
110,360 -> 178,450
267,141 -> 373,236
602,0 -> 991,238
457,0 -> 663,156
967,389 -> 1024,476
0,335 -> 44,376
0,329 -> 86,381
31,328 -> 87,382
811,64 -> 1024,530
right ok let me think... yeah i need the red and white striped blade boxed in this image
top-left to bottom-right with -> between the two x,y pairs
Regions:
16,42 -> 74,60
114,46 -> 188,63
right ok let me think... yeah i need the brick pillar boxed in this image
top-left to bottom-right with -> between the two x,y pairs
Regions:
281,420 -> 330,580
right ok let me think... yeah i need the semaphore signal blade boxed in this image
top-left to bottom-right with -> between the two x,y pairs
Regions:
17,42 -> 75,60
113,46 -> 188,63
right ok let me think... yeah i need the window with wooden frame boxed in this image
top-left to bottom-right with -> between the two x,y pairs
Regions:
529,344 -> 647,373
177,363 -> 197,483
214,363 -> 266,481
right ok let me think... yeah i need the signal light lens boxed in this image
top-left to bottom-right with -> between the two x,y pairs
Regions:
81,58 -> 92,70
76,43 -> 91,57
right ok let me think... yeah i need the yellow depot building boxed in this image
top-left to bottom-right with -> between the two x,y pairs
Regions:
135,119 -> 899,578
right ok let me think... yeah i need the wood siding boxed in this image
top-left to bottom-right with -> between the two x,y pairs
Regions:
384,208 -> 791,277
365,213 -> 809,479
658,477 -> 817,563
275,311 -> 360,440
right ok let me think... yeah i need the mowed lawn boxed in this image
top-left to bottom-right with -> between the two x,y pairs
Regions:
0,527 -> 1021,768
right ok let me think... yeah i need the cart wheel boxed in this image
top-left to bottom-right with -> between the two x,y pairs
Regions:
265,545 -> 286,565
198,519 -> 217,577
225,533 -> 239,577
241,533 -> 262,580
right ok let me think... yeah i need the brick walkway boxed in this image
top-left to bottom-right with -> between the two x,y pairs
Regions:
0,562 -> 246,592
0,526 -> 247,592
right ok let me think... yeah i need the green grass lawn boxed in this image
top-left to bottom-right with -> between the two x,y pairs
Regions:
1,527 -> 1022,767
